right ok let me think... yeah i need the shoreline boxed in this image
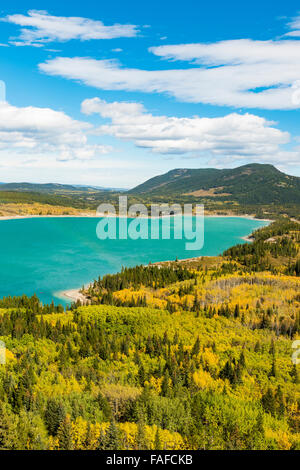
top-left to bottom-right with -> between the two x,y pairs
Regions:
0,213 -> 273,223
240,235 -> 254,243
0,213 -> 95,221
58,288 -> 89,304
57,229 -> 262,304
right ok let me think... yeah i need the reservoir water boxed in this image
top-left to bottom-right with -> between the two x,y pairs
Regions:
0,216 -> 268,305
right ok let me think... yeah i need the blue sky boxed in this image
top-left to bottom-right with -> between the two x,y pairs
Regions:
0,1 -> 300,187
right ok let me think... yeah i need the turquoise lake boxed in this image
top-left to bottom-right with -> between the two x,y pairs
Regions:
0,216 -> 268,305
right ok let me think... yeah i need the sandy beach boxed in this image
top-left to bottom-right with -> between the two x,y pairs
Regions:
240,235 -> 254,242
0,213 -> 95,221
59,288 -> 89,304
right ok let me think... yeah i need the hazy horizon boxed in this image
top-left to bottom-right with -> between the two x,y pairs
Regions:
0,162 -> 297,190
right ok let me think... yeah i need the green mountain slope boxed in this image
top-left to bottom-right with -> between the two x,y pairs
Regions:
129,164 -> 300,204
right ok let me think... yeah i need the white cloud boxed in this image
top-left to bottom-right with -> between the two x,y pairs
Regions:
149,39 -> 300,110
0,101 -> 111,165
285,14 -> 300,37
149,39 -> 300,64
2,10 -> 138,46
81,97 -> 300,166
40,38 -> 300,109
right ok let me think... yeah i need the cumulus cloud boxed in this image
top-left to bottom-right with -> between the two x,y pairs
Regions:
81,97 -> 299,166
2,10 -> 138,46
40,38 -> 300,110
0,101 -> 111,165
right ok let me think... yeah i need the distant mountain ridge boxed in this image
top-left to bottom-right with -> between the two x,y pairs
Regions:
0,182 -> 123,193
1,164 -> 300,207
129,164 -> 300,204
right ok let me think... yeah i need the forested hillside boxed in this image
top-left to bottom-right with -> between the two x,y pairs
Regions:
224,219 -> 300,274
0,219 -> 299,450
130,164 -> 300,204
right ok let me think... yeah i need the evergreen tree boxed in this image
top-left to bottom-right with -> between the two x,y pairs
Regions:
254,341 -> 261,353
44,399 -> 66,436
270,359 -> 278,378
269,339 -> 276,356
192,337 -> 201,356
275,386 -> 285,418
261,388 -> 276,416
138,364 -> 146,386
239,351 -> 246,369
105,420 -> 121,450
137,418 -> 148,450
161,370 -> 170,397
84,422 -> 93,450
96,429 -> 107,450
97,393 -> 112,420
291,364 -> 299,384
234,304 -> 240,318
57,415 -> 73,450
154,427 -> 163,450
